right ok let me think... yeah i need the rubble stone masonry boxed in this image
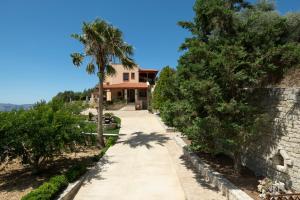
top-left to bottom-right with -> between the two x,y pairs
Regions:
244,88 -> 300,191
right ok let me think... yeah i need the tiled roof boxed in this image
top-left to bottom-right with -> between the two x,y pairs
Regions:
103,82 -> 148,89
139,68 -> 159,73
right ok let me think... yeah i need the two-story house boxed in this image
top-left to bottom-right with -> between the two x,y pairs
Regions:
90,64 -> 158,110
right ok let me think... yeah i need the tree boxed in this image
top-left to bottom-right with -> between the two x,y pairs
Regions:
52,88 -> 94,103
157,0 -> 300,174
71,19 -> 135,147
152,66 -> 177,110
0,101 -> 96,172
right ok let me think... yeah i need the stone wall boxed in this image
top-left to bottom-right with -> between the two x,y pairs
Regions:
244,88 -> 300,191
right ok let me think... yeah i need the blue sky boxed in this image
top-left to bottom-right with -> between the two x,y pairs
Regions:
0,0 -> 299,104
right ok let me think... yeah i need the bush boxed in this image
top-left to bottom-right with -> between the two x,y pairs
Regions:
92,117 -> 120,162
88,112 -> 94,121
22,175 -> 68,200
103,112 -> 113,118
21,164 -> 87,200
106,136 -> 118,147
21,116 -> 121,200
0,100 -> 97,172
65,164 -> 87,183
112,116 -> 121,126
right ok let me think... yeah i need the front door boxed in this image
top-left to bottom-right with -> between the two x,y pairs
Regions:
128,89 -> 135,102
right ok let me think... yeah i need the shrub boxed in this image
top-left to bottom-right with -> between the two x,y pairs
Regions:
65,164 -> 87,182
104,112 -> 113,118
21,175 -> 68,200
0,100 -> 97,172
112,116 -> 121,125
88,112 -> 94,121
92,118 -> 120,162
106,135 -> 118,147
20,113 -> 121,200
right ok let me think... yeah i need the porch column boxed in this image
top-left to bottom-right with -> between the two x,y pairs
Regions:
135,89 -> 138,103
124,89 -> 128,104
147,83 -> 151,110
106,90 -> 112,102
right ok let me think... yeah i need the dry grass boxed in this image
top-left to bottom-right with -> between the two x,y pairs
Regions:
276,67 -> 300,87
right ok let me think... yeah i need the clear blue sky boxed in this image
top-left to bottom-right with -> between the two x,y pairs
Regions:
0,0 -> 299,104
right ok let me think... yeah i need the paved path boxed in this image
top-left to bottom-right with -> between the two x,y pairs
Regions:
74,111 -> 225,200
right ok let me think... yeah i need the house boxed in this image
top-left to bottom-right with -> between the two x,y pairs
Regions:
90,64 -> 158,110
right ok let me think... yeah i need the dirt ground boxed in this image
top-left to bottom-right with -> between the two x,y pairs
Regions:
0,147 -> 99,200
276,67 -> 300,87
197,152 -> 261,200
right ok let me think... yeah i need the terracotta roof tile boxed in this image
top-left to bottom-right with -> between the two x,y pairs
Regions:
103,82 -> 148,89
139,69 -> 159,73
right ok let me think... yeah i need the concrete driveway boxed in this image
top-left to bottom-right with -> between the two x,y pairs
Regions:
74,110 -> 225,200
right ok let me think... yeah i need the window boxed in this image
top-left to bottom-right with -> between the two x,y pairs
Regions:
123,73 -> 129,81
118,91 -> 122,97
131,73 -> 135,80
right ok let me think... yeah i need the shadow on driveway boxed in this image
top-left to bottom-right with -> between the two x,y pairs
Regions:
122,132 -> 169,149
82,155 -> 116,184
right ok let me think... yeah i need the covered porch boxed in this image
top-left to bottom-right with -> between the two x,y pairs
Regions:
104,83 -> 150,110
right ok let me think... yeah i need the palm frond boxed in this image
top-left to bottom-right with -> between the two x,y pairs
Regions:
86,62 -> 96,74
71,53 -> 84,67
71,18 -> 136,75
106,64 -> 117,76
84,22 -> 106,45
121,43 -> 134,57
121,57 -> 136,69
71,33 -> 86,44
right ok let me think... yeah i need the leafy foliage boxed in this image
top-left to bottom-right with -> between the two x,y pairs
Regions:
21,164 -> 87,200
21,116 -> 121,200
156,0 -> 300,173
0,101 -> 96,171
152,66 -> 177,110
21,175 -> 68,200
65,163 -> 87,183
52,89 -> 94,102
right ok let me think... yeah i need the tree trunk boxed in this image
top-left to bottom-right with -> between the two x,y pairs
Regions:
233,151 -> 242,174
97,72 -> 105,148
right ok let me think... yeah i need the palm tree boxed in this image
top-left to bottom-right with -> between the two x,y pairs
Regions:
71,19 -> 135,147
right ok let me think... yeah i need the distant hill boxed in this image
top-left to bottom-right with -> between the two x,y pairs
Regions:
0,103 -> 33,112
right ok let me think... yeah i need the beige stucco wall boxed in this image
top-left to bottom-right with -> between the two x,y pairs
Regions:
104,64 -> 139,85
111,89 -> 123,100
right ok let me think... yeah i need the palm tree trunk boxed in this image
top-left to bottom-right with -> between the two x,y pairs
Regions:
97,73 -> 105,148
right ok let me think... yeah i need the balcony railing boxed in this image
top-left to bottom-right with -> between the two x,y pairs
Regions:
139,77 -> 155,85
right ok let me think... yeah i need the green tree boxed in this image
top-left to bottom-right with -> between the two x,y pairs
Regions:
52,88 -> 94,103
152,66 -> 177,110
159,0 -> 300,173
0,101 -> 96,172
71,19 -> 135,147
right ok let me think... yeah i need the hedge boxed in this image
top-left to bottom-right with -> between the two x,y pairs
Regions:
22,175 -> 69,200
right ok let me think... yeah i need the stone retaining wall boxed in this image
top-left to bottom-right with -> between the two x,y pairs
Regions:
173,135 -> 254,200
244,88 -> 300,191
